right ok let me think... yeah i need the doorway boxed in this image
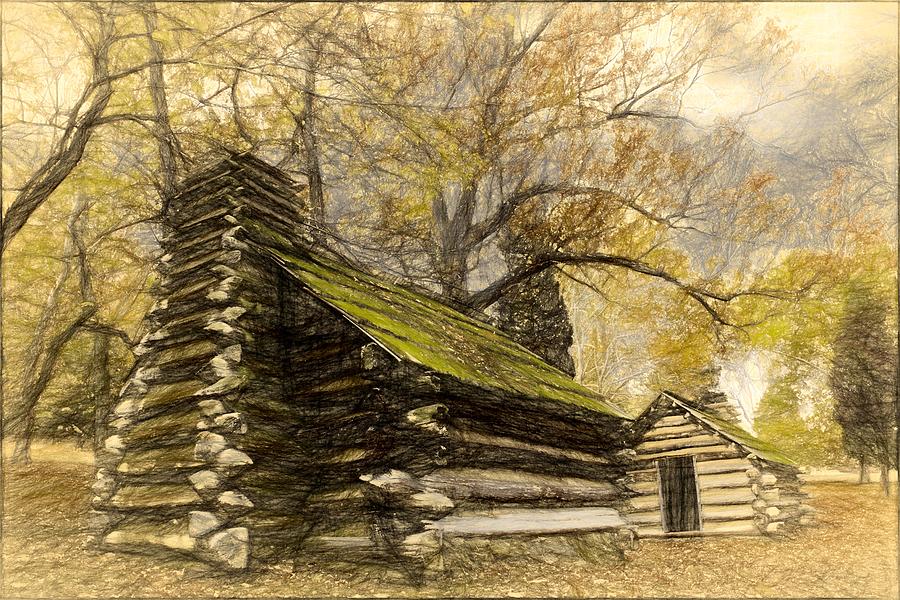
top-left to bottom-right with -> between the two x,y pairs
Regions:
658,455 -> 701,532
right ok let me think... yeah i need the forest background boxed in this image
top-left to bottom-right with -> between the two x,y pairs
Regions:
1,2 -> 897,473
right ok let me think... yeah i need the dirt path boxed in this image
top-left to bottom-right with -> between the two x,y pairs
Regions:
2,458 -> 897,598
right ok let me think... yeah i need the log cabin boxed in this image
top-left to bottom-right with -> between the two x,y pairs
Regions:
89,153 -> 638,574
624,391 -> 814,538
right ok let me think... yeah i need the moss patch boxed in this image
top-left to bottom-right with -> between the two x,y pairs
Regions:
262,245 -> 628,418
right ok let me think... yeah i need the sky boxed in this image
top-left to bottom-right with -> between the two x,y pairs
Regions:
683,2 -> 897,129
767,2 -> 897,68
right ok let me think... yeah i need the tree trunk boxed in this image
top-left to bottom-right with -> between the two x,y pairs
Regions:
298,50 -> 326,238
435,185 -> 478,302
439,249 -> 470,302
12,306 -> 98,464
16,197 -> 87,402
880,463 -> 890,496
859,456 -> 870,484
142,6 -> 179,206
10,197 -> 88,463
69,194 -> 115,451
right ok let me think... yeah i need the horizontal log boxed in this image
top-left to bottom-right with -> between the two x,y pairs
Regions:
425,507 -> 627,536
238,172 -> 304,216
166,276 -> 220,303
160,240 -> 230,276
629,480 -> 657,494
158,247 -> 234,288
629,494 -> 662,511
170,168 -> 235,204
117,377 -> 205,411
109,484 -> 202,509
209,185 -> 299,235
701,504 -> 756,521
103,519 -> 194,551
699,471 -> 751,490
626,511 -> 661,525
656,414 -> 689,427
696,457 -> 755,473
700,519 -> 760,535
699,486 -> 755,505
175,205 -> 231,231
634,445 -> 739,462
447,428 -> 612,465
446,410 -> 626,456
146,341 -> 220,371
636,434 -> 722,453
307,536 -> 375,551
420,469 -> 619,502
154,308 -> 224,337
164,250 -> 233,279
444,444 -> 621,483
121,408 -> 208,448
628,469 -> 750,492
643,423 -> 707,440
627,458 -> 754,484
116,445 -> 205,475
162,219 -> 234,254
169,221 -> 231,251
636,518 -> 759,538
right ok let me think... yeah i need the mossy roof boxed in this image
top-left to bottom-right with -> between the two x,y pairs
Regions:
260,244 -> 629,419
654,392 -> 796,465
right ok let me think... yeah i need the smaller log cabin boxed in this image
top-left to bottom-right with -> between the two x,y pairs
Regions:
90,153 -> 637,576
624,391 -> 813,537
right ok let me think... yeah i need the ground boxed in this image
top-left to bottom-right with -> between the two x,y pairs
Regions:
1,443 -> 897,599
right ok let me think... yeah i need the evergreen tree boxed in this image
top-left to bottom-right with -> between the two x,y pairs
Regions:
829,284 -> 897,494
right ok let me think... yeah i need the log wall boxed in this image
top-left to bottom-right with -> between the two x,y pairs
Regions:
345,386 -> 634,579
624,402 -> 812,538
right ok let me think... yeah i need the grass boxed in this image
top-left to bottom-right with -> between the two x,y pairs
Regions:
1,445 -> 897,598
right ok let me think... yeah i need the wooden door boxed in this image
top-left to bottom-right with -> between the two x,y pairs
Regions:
658,456 -> 701,532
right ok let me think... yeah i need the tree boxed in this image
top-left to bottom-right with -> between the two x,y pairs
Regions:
755,361 -> 846,468
332,3 -> 800,327
8,195 -> 88,463
830,284 -> 897,494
